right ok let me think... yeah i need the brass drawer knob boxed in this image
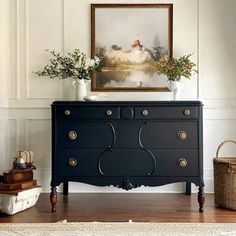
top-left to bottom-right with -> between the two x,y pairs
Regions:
178,158 -> 188,167
64,110 -> 71,116
177,131 -> 187,141
142,109 -> 149,116
68,158 -> 77,167
183,109 -> 191,116
68,131 -> 77,140
106,109 -> 112,116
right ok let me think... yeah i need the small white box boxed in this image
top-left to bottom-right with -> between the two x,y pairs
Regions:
0,186 -> 42,215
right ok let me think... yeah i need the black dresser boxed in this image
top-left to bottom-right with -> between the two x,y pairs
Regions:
50,101 -> 204,212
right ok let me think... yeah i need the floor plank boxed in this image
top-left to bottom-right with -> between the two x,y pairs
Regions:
0,193 -> 236,223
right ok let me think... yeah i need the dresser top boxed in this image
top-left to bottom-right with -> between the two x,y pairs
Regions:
52,100 -> 203,107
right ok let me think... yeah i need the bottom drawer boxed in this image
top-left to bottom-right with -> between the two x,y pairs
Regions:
56,149 -> 199,177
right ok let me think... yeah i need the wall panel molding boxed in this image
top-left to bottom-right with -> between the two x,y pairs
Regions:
15,0 -> 20,99
6,119 -> 18,169
199,0 -> 236,101
8,0 -> 20,100
25,118 -> 51,171
25,0 -> 29,100
25,0 -> 64,100
203,98 -> 236,109
204,108 -> 236,120
25,118 -> 50,149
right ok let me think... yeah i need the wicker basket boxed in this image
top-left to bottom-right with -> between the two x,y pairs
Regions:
214,140 -> 236,210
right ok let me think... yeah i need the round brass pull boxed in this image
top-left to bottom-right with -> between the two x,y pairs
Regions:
183,109 -> 191,116
68,158 -> 77,167
68,131 -> 77,140
178,158 -> 188,167
106,109 -> 112,116
142,109 -> 149,116
64,110 -> 71,116
177,131 -> 187,141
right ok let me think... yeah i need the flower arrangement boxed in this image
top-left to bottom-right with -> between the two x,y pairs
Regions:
34,49 -> 100,80
154,54 -> 197,81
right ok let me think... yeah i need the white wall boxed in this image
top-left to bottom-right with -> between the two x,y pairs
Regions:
0,0 -> 9,172
3,0 -> 236,193
199,0 -> 236,193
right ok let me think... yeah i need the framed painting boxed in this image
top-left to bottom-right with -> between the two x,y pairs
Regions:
91,4 -> 173,91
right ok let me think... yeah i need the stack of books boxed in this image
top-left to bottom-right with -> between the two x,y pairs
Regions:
0,151 -> 42,215
0,168 -> 37,193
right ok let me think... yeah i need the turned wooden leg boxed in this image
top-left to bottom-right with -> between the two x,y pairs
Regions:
63,182 -> 68,195
198,186 -> 205,212
50,186 -> 57,212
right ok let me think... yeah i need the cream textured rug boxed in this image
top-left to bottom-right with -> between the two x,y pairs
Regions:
0,221 -> 236,236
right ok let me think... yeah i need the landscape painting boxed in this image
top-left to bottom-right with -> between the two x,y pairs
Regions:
91,4 -> 173,91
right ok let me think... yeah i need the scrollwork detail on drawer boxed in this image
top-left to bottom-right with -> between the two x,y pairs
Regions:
98,122 -> 116,176
105,122 -> 116,148
138,122 -> 156,176
98,149 -> 109,176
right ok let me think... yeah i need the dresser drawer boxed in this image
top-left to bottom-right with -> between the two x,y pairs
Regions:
56,149 -> 198,177
57,150 -> 101,176
152,149 -> 199,177
57,106 -> 119,120
135,106 -> 198,119
57,122 -> 114,149
140,122 -> 198,148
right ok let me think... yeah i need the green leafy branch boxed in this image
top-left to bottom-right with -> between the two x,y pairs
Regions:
34,49 -> 100,80
154,54 -> 198,81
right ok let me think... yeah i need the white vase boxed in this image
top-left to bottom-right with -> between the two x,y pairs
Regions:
168,80 -> 184,100
72,79 -> 88,101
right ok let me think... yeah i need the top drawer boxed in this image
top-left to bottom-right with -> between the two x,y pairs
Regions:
56,106 -> 119,120
135,106 -> 198,119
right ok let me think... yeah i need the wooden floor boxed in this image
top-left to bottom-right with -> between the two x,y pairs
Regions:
0,193 -> 236,223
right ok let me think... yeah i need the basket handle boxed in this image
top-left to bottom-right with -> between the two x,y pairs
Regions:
216,140 -> 236,158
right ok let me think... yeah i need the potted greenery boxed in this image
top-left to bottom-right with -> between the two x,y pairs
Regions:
154,54 -> 197,100
34,49 -> 100,101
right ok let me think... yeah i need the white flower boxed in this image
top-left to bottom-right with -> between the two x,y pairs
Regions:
86,58 -> 95,68
94,56 -> 100,63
